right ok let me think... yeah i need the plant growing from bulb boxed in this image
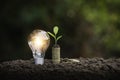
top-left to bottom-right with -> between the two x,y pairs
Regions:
48,26 -> 62,63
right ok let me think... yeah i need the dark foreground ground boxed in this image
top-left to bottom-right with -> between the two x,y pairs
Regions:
0,57 -> 120,80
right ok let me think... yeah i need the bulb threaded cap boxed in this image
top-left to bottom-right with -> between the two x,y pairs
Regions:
34,57 -> 44,65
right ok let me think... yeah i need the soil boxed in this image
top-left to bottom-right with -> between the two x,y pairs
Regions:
0,57 -> 120,80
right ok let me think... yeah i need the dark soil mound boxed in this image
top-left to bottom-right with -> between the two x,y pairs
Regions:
0,57 -> 120,80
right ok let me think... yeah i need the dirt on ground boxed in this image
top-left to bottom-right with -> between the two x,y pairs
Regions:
0,57 -> 120,80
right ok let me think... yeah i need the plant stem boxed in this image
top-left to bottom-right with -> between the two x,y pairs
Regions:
55,37 -> 57,45
55,34 -> 57,45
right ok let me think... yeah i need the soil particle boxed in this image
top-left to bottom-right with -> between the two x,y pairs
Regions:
0,57 -> 120,80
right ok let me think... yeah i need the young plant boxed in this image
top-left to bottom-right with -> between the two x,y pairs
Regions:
48,26 -> 62,45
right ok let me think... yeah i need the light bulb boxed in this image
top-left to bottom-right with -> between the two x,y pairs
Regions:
28,29 -> 50,65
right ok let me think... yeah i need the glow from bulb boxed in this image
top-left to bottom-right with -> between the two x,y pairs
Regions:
28,29 -> 50,65
69,59 -> 80,63
31,36 -> 44,53
34,36 -> 43,48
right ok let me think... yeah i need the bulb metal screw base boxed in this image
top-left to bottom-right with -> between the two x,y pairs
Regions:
34,57 -> 44,65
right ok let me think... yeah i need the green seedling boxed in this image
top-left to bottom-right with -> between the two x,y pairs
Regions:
48,26 -> 62,45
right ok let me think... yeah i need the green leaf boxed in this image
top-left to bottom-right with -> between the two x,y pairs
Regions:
57,35 -> 62,41
53,26 -> 59,35
47,32 -> 55,39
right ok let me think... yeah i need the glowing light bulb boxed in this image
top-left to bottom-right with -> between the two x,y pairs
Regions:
28,29 -> 50,65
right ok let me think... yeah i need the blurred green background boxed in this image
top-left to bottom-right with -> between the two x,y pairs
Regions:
0,0 -> 120,62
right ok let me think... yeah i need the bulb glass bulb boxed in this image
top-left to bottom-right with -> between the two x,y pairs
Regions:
28,29 -> 50,65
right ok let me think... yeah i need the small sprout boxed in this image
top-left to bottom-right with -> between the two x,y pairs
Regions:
53,26 -> 58,35
48,26 -> 62,45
